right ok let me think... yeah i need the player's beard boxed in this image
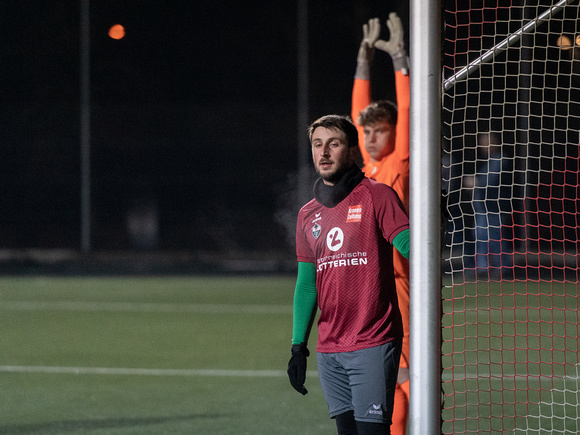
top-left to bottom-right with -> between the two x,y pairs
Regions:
316,159 -> 351,185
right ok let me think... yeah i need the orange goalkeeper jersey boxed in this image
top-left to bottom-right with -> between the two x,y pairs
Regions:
351,70 -> 411,368
351,71 -> 410,213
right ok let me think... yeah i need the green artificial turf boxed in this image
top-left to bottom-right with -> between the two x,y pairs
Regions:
0,276 -> 331,434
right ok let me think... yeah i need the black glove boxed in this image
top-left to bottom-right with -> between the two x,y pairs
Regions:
287,343 -> 310,395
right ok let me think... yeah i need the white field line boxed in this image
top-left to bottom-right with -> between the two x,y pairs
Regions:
0,365 -> 318,378
0,301 -> 291,315
1,365 -> 573,383
0,302 -> 298,379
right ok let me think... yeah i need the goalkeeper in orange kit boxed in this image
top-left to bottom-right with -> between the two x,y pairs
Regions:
351,12 -> 411,435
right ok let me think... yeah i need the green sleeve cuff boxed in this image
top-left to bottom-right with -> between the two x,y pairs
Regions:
291,262 -> 318,345
393,229 -> 410,259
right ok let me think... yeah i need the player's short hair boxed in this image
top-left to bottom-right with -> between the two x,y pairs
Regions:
357,100 -> 398,127
307,115 -> 359,149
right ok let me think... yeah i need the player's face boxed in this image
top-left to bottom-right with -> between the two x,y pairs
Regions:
311,127 -> 357,186
363,121 -> 396,162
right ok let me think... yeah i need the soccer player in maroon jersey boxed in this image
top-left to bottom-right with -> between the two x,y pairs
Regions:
287,115 -> 410,434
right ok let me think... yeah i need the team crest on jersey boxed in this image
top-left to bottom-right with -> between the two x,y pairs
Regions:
346,204 -> 362,223
312,222 -> 321,239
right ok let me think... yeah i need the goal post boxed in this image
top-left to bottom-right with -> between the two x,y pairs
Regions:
409,1 -> 442,434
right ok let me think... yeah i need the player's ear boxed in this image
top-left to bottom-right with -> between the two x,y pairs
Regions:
348,145 -> 358,162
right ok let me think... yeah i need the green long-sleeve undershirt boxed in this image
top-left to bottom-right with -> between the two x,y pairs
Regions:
291,262 -> 318,346
291,229 -> 410,346
393,228 -> 410,259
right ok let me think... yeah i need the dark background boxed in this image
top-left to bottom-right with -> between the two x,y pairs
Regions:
0,0 -> 408,270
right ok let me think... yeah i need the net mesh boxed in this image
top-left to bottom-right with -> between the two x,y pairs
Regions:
441,1 -> 580,433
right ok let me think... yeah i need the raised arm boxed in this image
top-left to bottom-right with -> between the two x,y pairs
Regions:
352,18 -> 380,164
376,13 -> 410,168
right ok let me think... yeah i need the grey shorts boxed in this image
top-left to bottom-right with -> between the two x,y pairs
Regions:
317,339 -> 402,424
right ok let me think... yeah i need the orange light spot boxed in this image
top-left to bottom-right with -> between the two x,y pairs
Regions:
557,35 -> 572,50
108,24 -> 125,40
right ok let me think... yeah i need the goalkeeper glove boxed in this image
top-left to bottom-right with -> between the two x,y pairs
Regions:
355,18 -> 380,80
287,343 -> 310,395
374,12 -> 410,73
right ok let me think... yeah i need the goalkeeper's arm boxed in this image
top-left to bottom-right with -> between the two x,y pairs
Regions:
374,12 -> 410,75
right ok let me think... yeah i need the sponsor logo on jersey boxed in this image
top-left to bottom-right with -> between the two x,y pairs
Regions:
326,227 -> 343,251
312,222 -> 321,240
316,251 -> 367,271
346,204 -> 362,223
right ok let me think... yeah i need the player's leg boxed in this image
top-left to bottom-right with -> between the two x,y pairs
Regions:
317,352 -> 356,434
392,268 -> 410,435
335,410 -> 358,434
347,339 -> 402,433
391,380 -> 409,435
356,421 -> 389,434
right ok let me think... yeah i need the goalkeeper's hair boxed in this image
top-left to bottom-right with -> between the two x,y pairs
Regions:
357,100 -> 398,127
307,115 -> 359,149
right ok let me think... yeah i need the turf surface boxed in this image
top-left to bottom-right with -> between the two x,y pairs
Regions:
0,276 -> 333,434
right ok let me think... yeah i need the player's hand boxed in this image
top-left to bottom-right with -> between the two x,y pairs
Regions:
374,12 -> 405,59
287,343 -> 309,395
357,17 -> 381,65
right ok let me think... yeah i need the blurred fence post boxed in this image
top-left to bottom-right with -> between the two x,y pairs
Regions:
80,0 -> 91,253
297,0 -> 311,208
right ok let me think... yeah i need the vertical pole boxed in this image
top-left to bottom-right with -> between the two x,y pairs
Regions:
518,0 -> 533,238
297,0 -> 310,207
518,0 -> 534,194
80,0 -> 91,253
408,0 -> 442,433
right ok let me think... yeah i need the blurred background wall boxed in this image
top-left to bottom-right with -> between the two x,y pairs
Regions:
0,0 -> 407,273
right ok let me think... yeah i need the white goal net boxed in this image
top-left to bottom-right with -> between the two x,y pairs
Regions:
441,1 -> 580,433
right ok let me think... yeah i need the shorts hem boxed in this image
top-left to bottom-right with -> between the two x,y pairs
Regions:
354,416 -> 389,424
329,406 -> 354,419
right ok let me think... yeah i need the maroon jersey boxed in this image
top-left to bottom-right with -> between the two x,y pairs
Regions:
296,178 -> 408,353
